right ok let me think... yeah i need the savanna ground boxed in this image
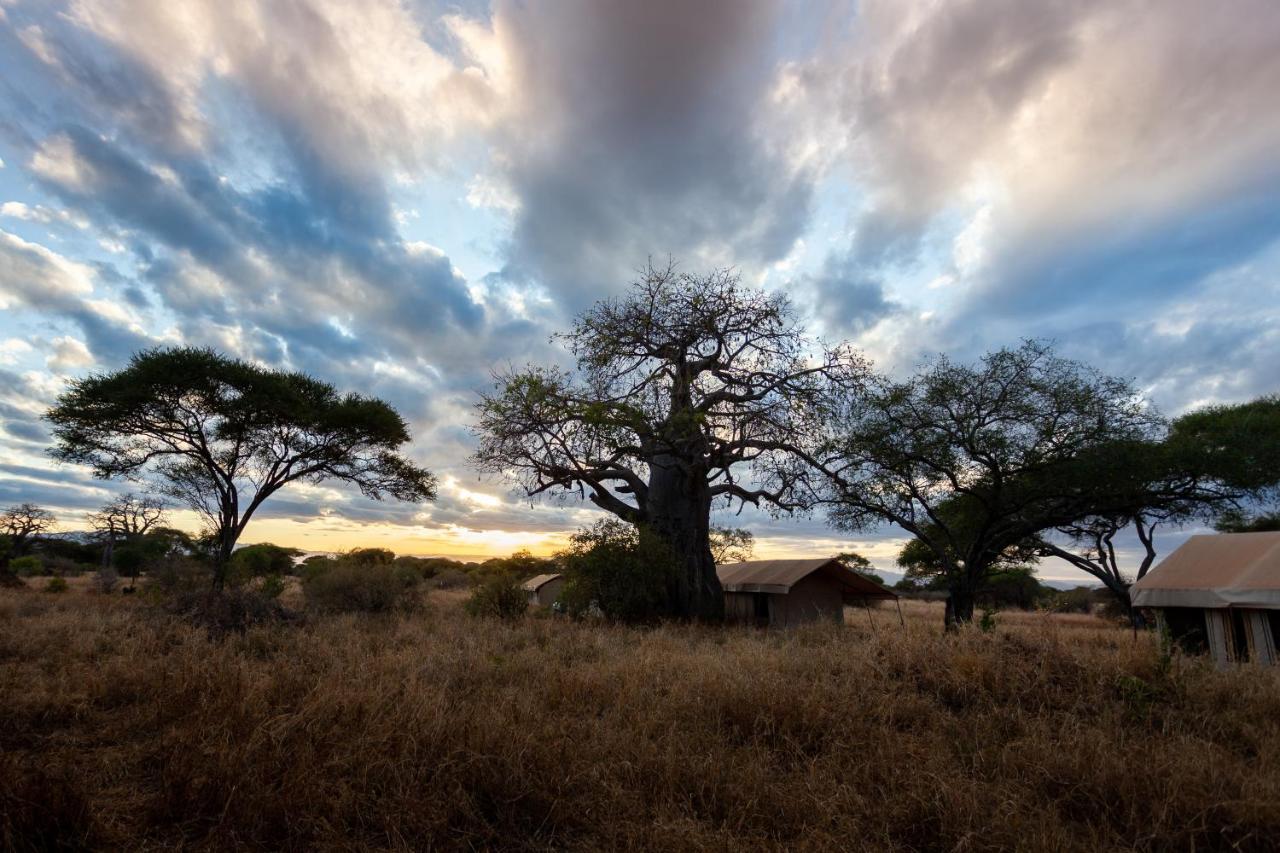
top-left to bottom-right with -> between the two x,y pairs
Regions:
3,577 -> 1279,852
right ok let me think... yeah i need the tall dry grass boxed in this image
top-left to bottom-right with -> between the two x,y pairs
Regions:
2,584 -> 1279,851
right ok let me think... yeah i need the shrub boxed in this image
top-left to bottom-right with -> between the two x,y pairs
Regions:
259,573 -> 286,600
346,547 -> 395,566
1051,586 -> 1095,614
146,558 -> 213,595
45,577 -> 69,594
302,561 -> 419,614
167,589 -> 301,637
299,555 -> 336,582
11,555 -> 45,577
431,568 -> 474,590
228,543 -> 303,586
464,573 -> 528,620
557,520 -> 678,623
94,567 -> 119,594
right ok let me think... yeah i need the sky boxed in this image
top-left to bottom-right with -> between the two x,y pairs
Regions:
1,0 -> 1278,581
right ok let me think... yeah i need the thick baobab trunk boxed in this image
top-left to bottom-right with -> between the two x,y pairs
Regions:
645,455 -> 723,622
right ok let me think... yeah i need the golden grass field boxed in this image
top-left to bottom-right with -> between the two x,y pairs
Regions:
3,577 -> 1280,851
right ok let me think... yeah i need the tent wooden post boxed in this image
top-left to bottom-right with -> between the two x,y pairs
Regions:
895,598 -> 905,628
861,598 -> 875,632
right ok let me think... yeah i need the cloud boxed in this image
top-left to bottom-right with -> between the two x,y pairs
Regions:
46,336 -> 94,373
795,0 -> 1280,295
796,249 -> 899,333
0,228 -> 95,307
470,0 -> 815,304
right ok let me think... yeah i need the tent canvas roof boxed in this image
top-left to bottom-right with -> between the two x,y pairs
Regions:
522,573 -> 562,592
1131,532 -> 1280,609
717,558 -> 898,600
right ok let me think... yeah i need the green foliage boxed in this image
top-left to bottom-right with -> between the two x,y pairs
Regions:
45,576 -> 68,594
1215,509 -> 1280,533
474,549 -> 555,582
431,568 -> 474,590
11,555 -> 45,577
299,555 -> 336,582
978,607 -> 997,632
259,574 -> 287,600
229,543 -> 303,583
301,558 -> 420,614
1050,586 -> 1097,614
557,520 -> 679,623
833,551 -> 885,585
146,558 -> 214,595
463,572 -> 528,620
347,548 -> 395,566
978,567 -> 1051,611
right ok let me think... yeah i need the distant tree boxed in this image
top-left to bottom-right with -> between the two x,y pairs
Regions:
833,551 -> 886,586
709,527 -> 754,564
86,493 -> 167,586
46,347 -> 437,589
822,341 -> 1171,629
474,263 -> 864,620
1,503 -> 56,583
229,543 -> 304,585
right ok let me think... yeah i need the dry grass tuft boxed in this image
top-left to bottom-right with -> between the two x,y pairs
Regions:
2,587 -> 1279,851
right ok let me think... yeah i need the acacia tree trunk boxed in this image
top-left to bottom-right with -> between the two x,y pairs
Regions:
211,529 -> 238,592
644,455 -> 723,622
945,565 -> 982,631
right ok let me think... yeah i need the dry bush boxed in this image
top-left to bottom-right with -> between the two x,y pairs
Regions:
302,560 -> 419,614
166,589 -> 301,638
1,589 -> 1279,851
464,572 -> 528,620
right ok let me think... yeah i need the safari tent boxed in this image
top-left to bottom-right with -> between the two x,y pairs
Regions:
523,573 -> 564,608
717,558 -> 899,627
1131,532 -> 1280,667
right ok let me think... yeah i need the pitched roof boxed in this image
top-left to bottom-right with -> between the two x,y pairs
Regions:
716,558 -> 897,599
521,573 -> 563,592
1131,532 -> 1280,609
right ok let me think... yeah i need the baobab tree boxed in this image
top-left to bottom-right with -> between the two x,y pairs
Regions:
474,264 -> 865,620
46,347 -> 437,589
1,503 -> 56,583
87,493 -> 168,588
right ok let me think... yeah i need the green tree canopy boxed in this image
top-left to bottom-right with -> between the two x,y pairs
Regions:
46,347 -> 436,588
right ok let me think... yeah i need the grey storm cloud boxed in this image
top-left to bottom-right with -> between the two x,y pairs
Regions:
487,0 -> 814,305
796,249 -> 899,334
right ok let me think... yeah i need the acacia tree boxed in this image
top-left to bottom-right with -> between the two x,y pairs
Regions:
0,503 -> 56,582
1171,395 -> 1280,531
821,341 -> 1175,629
1039,397 -> 1277,621
46,348 -> 437,589
474,264 -> 864,620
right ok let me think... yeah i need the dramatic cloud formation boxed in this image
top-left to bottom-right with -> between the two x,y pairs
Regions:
0,0 -> 1277,576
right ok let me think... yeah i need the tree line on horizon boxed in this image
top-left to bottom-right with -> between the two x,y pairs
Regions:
3,263 -> 1277,629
